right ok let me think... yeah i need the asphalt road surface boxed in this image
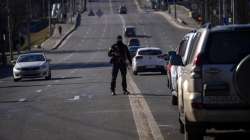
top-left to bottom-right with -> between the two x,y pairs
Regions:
0,0 -> 249,140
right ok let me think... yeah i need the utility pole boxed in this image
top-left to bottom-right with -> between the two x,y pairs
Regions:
48,0 -> 52,36
84,0 -> 87,11
174,0 -> 177,19
27,0 -> 32,51
231,0 -> 235,24
7,0 -> 13,60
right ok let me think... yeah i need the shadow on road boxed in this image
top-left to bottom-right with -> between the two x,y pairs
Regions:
51,62 -> 111,70
136,34 -> 152,38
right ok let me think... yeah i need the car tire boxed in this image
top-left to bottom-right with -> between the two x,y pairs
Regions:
184,125 -> 204,140
161,70 -> 167,75
14,78 -> 21,82
179,118 -> 184,134
133,70 -> 138,75
171,95 -> 178,105
45,71 -> 52,80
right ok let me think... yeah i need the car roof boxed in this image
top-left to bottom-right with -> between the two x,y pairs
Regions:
138,47 -> 161,51
209,24 -> 250,33
19,52 -> 45,56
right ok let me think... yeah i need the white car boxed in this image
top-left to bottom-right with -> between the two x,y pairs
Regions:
132,47 -> 167,75
13,53 -> 51,81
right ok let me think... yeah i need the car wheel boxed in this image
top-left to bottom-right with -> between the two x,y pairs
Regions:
161,70 -> 167,75
14,78 -> 21,82
133,70 -> 138,75
179,118 -> 184,134
171,95 -> 178,105
45,71 -> 51,80
184,125 -> 204,140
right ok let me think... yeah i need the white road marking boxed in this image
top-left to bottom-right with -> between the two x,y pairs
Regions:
47,85 -> 52,87
128,74 -> 165,140
36,89 -> 42,93
54,80 -> 60,83
158,124 -> 173,127
18,98 -> 26,102
68,96 -> 80,101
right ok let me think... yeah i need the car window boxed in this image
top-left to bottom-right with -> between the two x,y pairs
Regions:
139,50 -> 162,55
205,30 -> 250,64
187,32 -> 201,64
177,37 -> 189,57
18,54 -> 45,62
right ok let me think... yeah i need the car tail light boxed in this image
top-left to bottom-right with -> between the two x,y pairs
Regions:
136,55 -> 143,59
191,53 -> 202,79
193,53 -> 202,66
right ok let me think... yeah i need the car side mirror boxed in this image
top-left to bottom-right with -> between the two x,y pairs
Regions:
163,54 -> 169,61
170,55 -> 183,66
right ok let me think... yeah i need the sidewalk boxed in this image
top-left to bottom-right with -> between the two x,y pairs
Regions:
167,4 -> 200,29
40,16 -> 78,50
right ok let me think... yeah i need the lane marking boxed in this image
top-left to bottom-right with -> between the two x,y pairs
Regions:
47,85 -> 52,87
128,74 -> 165,140
18,98 -> 26,102
68,96 -> 80,101
36,89 -> 42,93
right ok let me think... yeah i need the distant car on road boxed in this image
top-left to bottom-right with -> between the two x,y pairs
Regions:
132,47 -> 167,75
119,5 -> 127,14
124,26 -> 136,37
128,46 -> 141,58
128,38 -> 140,47
12,53 -> 51,81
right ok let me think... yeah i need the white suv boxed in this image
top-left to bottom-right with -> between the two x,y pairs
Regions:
132,47 -> 167,75
172,24 -> 250,140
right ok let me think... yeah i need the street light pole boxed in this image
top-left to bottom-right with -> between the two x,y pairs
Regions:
174,0 -> 177,19
7,0 -> 13,60
48,0 -> 52,36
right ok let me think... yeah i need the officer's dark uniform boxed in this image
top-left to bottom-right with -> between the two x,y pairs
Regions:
108,36 -> 132,95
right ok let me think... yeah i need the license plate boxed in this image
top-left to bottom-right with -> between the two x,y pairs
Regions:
146,65 -> 156,69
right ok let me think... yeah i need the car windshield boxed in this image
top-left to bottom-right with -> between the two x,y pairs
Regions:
17,54 -> 45,62
127,28 -> 135,33
206,30 -> 250,64
139,50 -> 162,55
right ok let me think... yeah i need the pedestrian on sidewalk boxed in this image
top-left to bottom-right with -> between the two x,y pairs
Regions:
108,35 -> 132,96
58,25 -> 62,36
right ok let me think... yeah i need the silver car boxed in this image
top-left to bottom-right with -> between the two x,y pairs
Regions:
13,53 -> 51,81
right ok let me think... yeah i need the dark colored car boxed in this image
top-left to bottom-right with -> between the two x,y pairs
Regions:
128,46 -> 141,58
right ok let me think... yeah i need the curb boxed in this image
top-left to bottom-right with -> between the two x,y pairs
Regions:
156,11 -> 195,30
51,15 -> 79,50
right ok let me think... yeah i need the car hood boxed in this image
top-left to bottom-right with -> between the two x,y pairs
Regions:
16,61 -> 46,68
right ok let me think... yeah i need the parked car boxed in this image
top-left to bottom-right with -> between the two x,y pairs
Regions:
168,32 -> 195,105
172,24 -> 250,140
119,5 -> 127,14
12,53 -> 51,81
124,26 -> 136,37
132,47 -> 167,75
128,38 -> 140,47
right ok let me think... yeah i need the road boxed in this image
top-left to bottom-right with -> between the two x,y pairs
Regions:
0,0 -> 249,140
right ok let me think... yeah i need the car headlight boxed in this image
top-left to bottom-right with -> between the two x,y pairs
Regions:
15,67 -> 21,70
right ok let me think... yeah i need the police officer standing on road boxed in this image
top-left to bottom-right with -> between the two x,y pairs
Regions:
108,35 -> 132,96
